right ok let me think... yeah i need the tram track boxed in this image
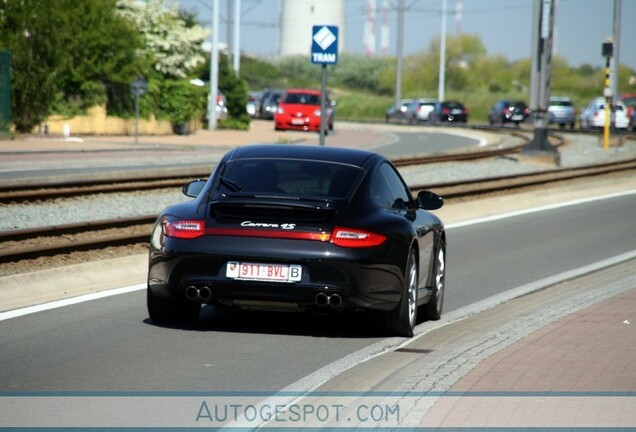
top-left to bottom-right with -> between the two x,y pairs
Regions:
2,156 -> 635,265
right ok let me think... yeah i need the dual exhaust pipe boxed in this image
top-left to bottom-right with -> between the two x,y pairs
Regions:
185,285 -> 212,302
315,292 -> 343,309
186,285 -> 343,308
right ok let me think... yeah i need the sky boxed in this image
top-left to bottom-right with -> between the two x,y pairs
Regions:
177,0 -> 635,70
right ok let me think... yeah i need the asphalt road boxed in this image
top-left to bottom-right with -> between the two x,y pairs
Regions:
1,193 -> 634,393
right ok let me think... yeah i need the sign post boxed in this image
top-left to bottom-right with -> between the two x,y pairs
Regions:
311,25 -> 338,146
130,77 -> 147,145
602,38 -> 613,151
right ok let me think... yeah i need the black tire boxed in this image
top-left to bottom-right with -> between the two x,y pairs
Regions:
147,287 -> 200,325
421,244 -> 445,321
385,250 -> 418,337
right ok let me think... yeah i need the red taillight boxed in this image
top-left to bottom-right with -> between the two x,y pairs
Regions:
442,108 -> 450,114
163,219 -> 205,239
330,227 -> 386,248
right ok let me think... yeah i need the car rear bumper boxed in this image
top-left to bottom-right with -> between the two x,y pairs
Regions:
275,116 -> 324,131
148,236 -> 407,312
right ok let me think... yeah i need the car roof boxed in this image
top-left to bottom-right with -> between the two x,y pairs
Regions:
285,88 -> 321,95
225,145 -> 380,168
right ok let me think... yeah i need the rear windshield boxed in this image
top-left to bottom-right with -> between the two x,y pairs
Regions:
282,93 -> 320,105
550,100 -> 573,107
622,97 -> 636,108
217,159 -> 363,199
444,102 -> 464,109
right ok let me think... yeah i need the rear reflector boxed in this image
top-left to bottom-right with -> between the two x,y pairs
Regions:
179,225 -> 385,248
206,227 -> 330,241
163,219 -> 205,239
330,227 -> 386,248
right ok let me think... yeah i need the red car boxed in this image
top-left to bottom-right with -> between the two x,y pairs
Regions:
274,89 -> 334,133
620,93 -> 636,128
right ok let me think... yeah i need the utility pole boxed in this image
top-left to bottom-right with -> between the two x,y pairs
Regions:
523,0 -> 557,157
394,0 -> 404,109
233,0 -> 241,75
208,0 -> 220,131
438,0 -> 447,102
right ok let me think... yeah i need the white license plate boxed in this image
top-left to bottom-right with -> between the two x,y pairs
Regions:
226,261 -> 302,283
291,118 -> 305,125
451,109 -> 463,115
511,114 -> 523,121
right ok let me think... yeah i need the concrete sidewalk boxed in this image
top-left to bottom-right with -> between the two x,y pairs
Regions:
303,258 -> 636,428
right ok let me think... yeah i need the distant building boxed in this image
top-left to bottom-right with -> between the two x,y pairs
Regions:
280,0 -> 346,57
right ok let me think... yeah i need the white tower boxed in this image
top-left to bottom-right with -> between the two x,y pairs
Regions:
280,0 -> 346,57
364,0 -> 377,57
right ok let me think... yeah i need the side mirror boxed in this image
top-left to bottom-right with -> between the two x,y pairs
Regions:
182,179 -> 207,198
417,190 -> 443,210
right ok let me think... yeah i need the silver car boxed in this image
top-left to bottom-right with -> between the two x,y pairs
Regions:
547,96 -> 576,129
415,98 -> 437,122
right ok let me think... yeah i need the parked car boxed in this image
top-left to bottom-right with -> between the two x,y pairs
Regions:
207,91 -> 227,122
430,101 -> 468,123
258,89 -> 284,120
630,109 -> 636,132
547,96 -> 576,129
146,144 -> 446,337
246,91 -> 262,118
274,88 -> 334,133
488,100 -> 530,126
620,93 -> 636,125
415,98 -> 438,122
385,99 -> 416,124
579,97 -> 629,130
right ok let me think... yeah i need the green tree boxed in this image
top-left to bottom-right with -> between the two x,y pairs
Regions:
0,0 -> 147,130
57,0 -> 146,116
0,0 -> 68,132
116,0 -> 208,79
157,79 -> 206,133
217,54 -> 250,129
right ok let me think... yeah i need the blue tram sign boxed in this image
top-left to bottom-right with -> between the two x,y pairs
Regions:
311,25 -> 338,65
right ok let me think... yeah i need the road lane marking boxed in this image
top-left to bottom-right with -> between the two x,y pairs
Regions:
0,284 -> 146,321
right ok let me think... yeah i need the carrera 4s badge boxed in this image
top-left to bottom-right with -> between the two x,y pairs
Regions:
240,221 -> 296,230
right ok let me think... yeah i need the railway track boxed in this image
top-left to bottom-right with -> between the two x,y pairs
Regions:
2,156 -> 635,265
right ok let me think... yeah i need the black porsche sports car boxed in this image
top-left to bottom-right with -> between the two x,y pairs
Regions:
147,144 -> 446,337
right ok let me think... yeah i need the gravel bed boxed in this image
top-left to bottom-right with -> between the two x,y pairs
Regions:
0,135 -> 634,233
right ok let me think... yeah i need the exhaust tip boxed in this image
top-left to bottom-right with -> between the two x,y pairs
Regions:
185,285 -> 199,300
328,294 -> 343,308
315,292 -> 329,307
198,285 -> 213,302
